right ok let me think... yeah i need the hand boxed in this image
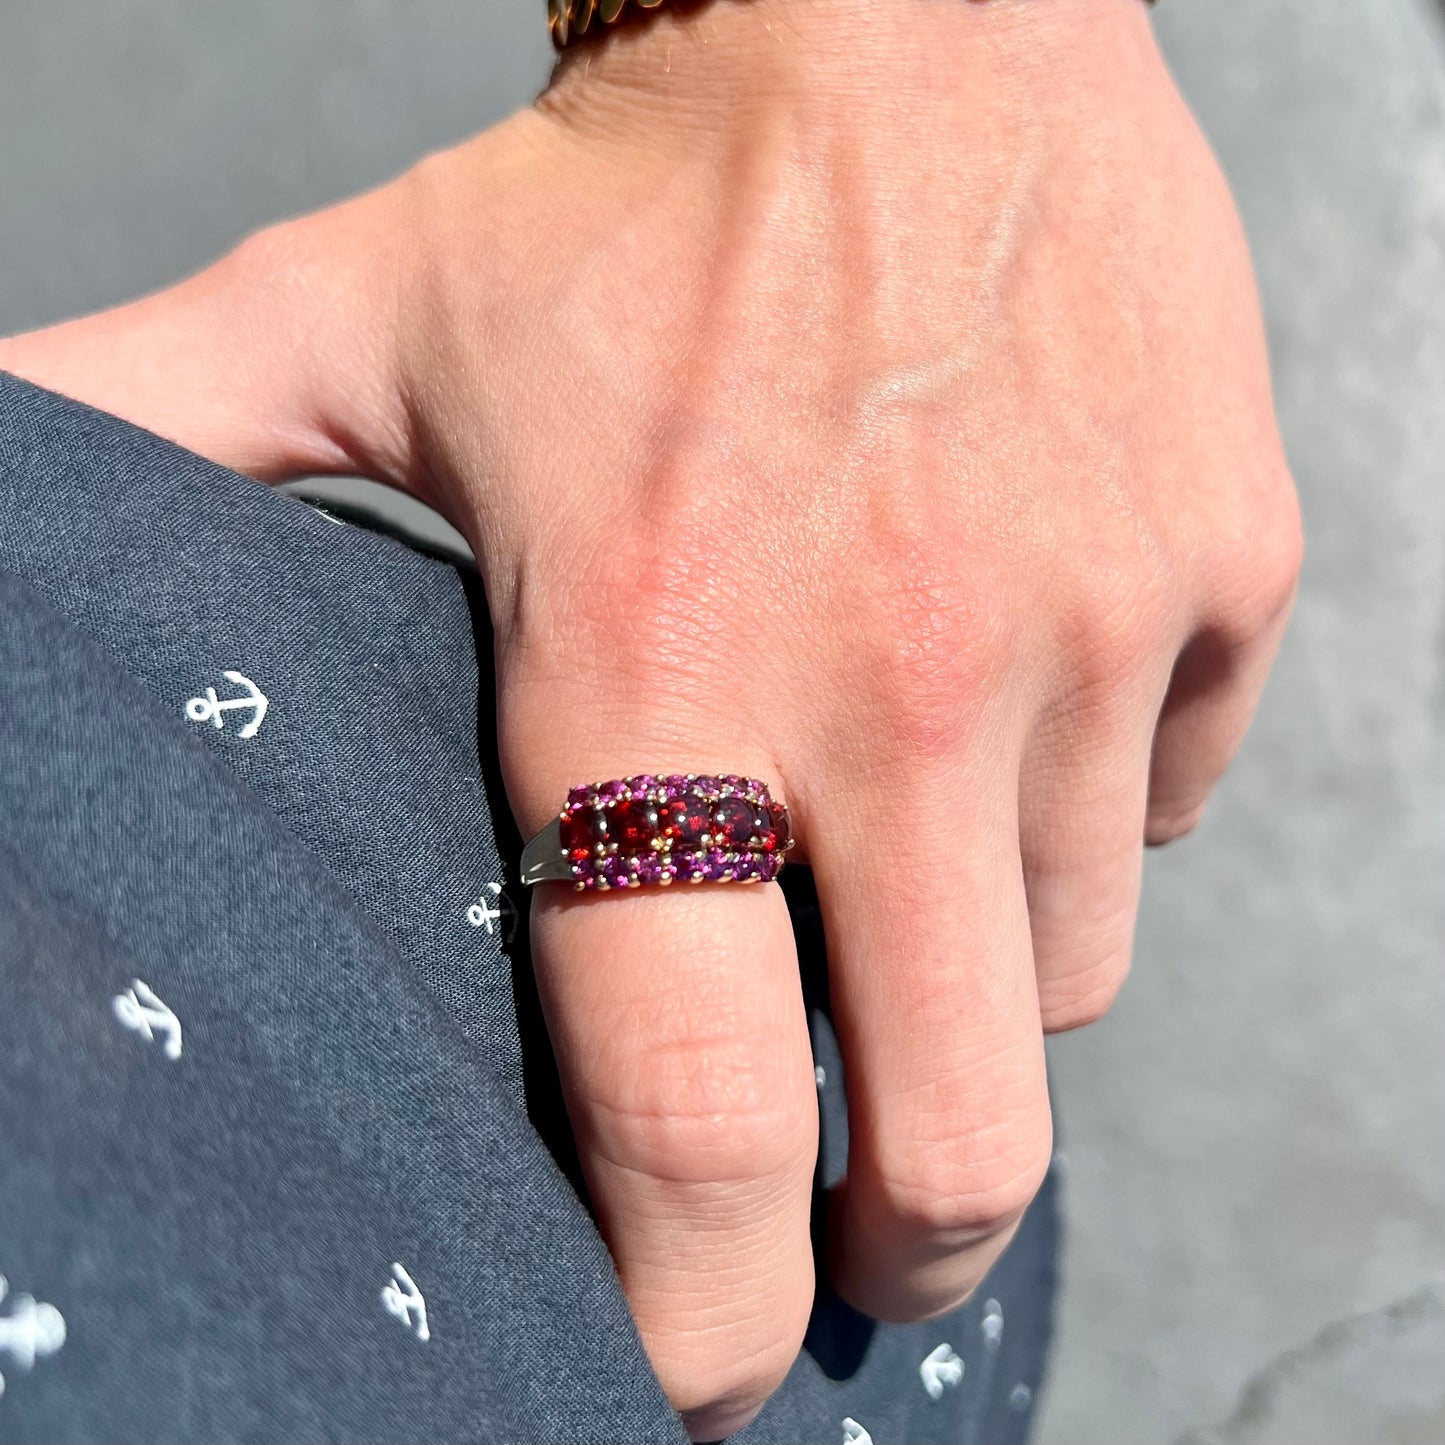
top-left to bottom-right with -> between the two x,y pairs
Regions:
0,0 -> 1301,1435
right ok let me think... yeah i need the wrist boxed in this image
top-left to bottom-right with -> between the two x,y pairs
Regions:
540,0 -> 1156,146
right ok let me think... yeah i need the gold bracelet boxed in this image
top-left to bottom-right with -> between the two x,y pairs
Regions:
548,0 -> 665,51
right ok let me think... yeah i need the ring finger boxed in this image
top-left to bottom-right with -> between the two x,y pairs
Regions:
516,742 -> 819,1441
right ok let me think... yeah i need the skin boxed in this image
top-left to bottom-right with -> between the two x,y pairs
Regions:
0,0 -> 1302,1436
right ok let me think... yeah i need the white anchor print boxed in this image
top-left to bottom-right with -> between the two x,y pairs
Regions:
380,1262 -> 429,1342
0,1275 -> 66,1401
841,1418 -> 873,1445
184,669 -> 268,740
466,882 -> 516,942
920,1341 -> 965,1400
112,979 -> 182,1060
982,1297 -> 1004,1348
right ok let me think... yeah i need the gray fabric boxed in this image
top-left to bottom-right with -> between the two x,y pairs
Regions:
0,372 -> 1058,1443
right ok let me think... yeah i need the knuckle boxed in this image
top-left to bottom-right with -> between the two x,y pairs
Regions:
634,1206 -> 814,1434
870,1112 -> 1053,1239
1145,799 -> 1208,846
660,1301 -> 811,1437
1255,488 -> 1306,611
590,1019 -> 815,1188
565,517 -> 741,696
696,1331 -> 805,1425
1040,913 -> 1138,1028
1038,959 -> 1131,1032
1060,536 -> 1179,700
1214,464 -> 1305,632
845,533 -> 1018,759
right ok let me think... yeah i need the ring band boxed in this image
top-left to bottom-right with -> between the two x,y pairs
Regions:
520,773 -> 793,891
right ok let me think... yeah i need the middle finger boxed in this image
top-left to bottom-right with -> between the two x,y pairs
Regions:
807,747 -> 1053,1323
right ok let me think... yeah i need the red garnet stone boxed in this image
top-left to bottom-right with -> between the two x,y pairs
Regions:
713,796 -> 756,848
659,795 -> 711,848
560,807 -> 608,860
767,801 -> 791,851
613,798 -> 659,852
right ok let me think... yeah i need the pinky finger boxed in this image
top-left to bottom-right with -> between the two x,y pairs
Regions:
1146,587 -> 1297,845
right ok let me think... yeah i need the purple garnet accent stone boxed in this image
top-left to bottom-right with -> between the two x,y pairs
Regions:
746,778 -> 770,803
721,773 -> 746,793
757,853 -> 782,882
566,784 -> 595,810
732,854 -> 758,882
662,774 -> 691,798
671,851 -> 700,883
597,778 -> 628,804
599,854 -> 634,888
628,774 -> 659,797
703,848 -> 732,881
690,775 -> 721,798
634,855 -> 665,886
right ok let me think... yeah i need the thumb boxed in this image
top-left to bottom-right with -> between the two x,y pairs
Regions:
0,208 -> 412,490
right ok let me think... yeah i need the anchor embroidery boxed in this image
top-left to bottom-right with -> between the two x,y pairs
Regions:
466,882 -> 516,942
112,978 -> 183,1060
380,1262 -> 429,1342
920,1342 -> 965,1400
185,669 -> 268,740
0,1275 -> 66,1401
